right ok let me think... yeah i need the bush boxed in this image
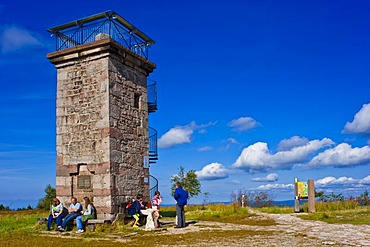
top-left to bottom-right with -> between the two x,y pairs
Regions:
355,190 -> 369,206
0,204 -> 10,211
230,190 -> 273,208
36,184 -> 56,210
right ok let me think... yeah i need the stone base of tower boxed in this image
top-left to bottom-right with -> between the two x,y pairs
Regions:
56,161 -> 149,219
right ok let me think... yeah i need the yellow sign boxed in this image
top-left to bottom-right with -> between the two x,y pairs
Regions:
297,182 -> 308,198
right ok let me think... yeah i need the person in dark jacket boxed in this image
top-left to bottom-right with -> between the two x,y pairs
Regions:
128,194 -> 145,228
173,182 -> 189,228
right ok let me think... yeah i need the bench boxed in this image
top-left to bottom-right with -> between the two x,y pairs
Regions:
85,219 -> 111,231
37,217 -> 111,232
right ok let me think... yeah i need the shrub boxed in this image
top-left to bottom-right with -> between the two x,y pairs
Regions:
230,190 -> 273,208
36,184 -> 56,210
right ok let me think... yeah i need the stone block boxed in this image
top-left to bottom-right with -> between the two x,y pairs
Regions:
93,174 -> 110,190
56,176 -> 71,187
56,186 -> 71,196
94,196 -> 111,207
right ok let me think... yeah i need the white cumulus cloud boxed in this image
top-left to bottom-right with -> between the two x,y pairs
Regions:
228,117 -> 260,131
360,175 -> 370,184
220,137 -> 239,150
278,136 -> 309,151
315,175 -> 370,196
309,143 -> 370,168
256,183 -> 293,191
232,138 -> 334,173
251,173 -> 279,182
0,25 -> 43,53
198,146 -> 213,152
316,176 -> 357,187
158,126 -> 193,148
195,162 -> 229,180
343,103 -> 370,134
158,121 -> 216,148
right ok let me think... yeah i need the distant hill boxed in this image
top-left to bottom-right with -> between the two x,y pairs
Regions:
0,199 -> 38,210
163,200 -> 296,207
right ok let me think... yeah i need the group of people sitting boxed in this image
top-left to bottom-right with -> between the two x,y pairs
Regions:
127,191 -> 162,228
47,196 -> 95,233
47,192 -> 162,232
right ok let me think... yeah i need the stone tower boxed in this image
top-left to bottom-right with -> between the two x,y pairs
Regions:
47,11 -> 157,219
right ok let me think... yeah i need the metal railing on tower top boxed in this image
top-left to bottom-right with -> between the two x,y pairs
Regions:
47,10 -> 155,59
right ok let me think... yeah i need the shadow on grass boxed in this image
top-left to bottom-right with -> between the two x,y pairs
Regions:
160,211 -> 176,217
186,221 -> 197,226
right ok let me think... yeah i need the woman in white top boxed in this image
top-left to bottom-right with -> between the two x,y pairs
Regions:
47,198 -> 67,231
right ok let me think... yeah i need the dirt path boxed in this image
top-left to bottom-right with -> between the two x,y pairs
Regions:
161,209 -> 370,246
40,211 -> 370,246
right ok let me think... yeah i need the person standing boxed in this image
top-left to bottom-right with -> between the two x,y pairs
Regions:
173,182 -> 188,228
151,191 -> 162,228
58,196 -> 82,232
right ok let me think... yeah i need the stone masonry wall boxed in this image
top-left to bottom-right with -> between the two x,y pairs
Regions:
47,39 -> 155,219
54,53 -> 112,217
108,57 -> 150,208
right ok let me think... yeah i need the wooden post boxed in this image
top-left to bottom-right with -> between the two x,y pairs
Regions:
294,178 -> 300,213
307,179 -> 315,213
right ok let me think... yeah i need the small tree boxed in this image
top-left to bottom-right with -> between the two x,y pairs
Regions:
0,204 -> 10,211
356,190 -> 369,206
315,190 -> 328,202
202,192 -> 210,209
315,191 -> 345,202
171,166 -> 201,199
230,190 -> 273,207
36,184 -> 56,210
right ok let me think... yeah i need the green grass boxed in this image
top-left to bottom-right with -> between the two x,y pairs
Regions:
256,201 -> 370,225
0,210 -> 43,234
256,206 -> 295,214
161,203 -> 276,226
298,204 -> 370,225
0,207 -> 275,246
0,202 -> 368,246
305,200 -> 359,212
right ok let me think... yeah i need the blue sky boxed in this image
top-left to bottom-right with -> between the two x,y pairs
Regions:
0,0 -> 369,208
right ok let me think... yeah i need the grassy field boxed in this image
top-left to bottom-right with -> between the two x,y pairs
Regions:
0,204 -> 272,246
256,201 -> 370,225
0,203 -> 368,246
299,201 -> 370,225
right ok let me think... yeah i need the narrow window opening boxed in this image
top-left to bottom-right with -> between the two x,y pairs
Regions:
134,93 -> 141,109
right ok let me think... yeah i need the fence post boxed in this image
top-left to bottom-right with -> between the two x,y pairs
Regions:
294,178 -> 300,213
307,179 -> 315,213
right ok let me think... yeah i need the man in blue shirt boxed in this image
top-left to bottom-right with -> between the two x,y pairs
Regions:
173,182 -> 188,228
57,196 -> 82,232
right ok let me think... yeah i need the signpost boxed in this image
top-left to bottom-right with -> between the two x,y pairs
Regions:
294,178 -> 315,213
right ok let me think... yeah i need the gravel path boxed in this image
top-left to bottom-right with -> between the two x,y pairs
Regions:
161,209 -> 370,246
41,210 -> 370,246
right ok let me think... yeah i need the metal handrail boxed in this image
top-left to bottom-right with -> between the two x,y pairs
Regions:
149,175 -> 158,200
47,10 -> 155,59
147,79 -> 157,112
149,127 -> 158,160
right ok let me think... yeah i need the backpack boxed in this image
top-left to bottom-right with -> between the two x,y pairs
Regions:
92,205 -> 97,219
